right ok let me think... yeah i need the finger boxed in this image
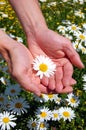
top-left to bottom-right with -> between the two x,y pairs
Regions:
60,86 -> 73,93
55,66 -> 63,93
55,50 -> 65,58
70,78 -> 77,85
64,44 -> 84,68
41,76 -> 49,87
62,61 -> 74,86
48,76 -> 55,90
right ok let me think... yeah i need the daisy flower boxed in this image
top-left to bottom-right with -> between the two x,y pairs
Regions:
35,107 -> 51,121
74,31 -> 86,43
67,24 -> 81,33
66,93 -> 80,108
39,0 -> 47,2
4,84 -> 22,97
59,107 -> 75,122
82,74 -> 86,82
41,94 -> 55,102
74,10 -> 85,19
8,97 -> 30,115
0,94 -> 7,105
0,111 -> 17,130
37,121 -> 49,130
54,95 -> 61,105
0,77 -> 6,85
33,55 -> 56,79
27,118 -> 38,130
51,110 -> 61,121
57,25 -> 67,34
83,83 -> 86,92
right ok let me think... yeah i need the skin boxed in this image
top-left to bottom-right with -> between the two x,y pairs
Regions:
1,0 -> 84,95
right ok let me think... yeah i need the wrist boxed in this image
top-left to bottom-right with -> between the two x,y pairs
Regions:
9,0 -> 48,37
0,30 -> 17,56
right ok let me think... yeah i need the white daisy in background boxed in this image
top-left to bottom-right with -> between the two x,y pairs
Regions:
74,10 -> 85,19
35,107 -> 51,121
37,121 -> 49,130
0,77 -> 6,85
0,94 -> 7,105
8,97 -> 30,115
66,93 -> 80,108
33,94 -> 45,103
81,47 -> 86,54
27,118 -> 38,130
0,2 -> 6,5
9,33 -> 23,43
73,0 -> 84,4
47,2 -> 57,7
67,24 -> 81,33
33,55 -> 56,79
82,23 -> 86,29
4,84 -> 22,97
41,94 -> 55,102
2,13 -> 8,18
51,110 -> 61,121
74,31 -> 86,43
72,40 -> 81,51
59,107 -> 75,122
39,0 -> 47,2
83,83 -> 86,92
53,94 -> 61,105
57,25 -> 67,35
82,74 -> 86,82
0,111 -> 17,130
65,34 -> 73,40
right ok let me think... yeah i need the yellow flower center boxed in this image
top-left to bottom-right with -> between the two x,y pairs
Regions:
40,122 -> 45,128
39,63 -> 48,72
72,26 -> 77,30
15,102 -> 22,108
3,117 -> 10,123
79,34 -> 85,40
11,89 -> 16,93
54,113 -> 58,118
70,98 -> 76,103
0,97 -> 4,101
31,122 -> 36,127
48,94 -> 53,98
63,111 -> 70,117
40,112 -> 47,118
61,27 -> 65,30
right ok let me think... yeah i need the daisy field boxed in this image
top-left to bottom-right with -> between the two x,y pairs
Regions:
0,0 -> 86,130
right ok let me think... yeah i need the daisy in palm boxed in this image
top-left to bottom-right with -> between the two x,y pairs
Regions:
33,55 -> 56,79
59,107 -> 75,122
0,111 -> 17,130
35,106 -> 52,121
8,97 -> 30,115
66,93 -> 80,108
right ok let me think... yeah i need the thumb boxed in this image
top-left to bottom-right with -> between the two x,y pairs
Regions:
56,50 -> 65,58
64,45 -> 84,68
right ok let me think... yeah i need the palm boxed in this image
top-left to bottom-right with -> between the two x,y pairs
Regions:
27,39 -> 75,93
7,43 -> 48,95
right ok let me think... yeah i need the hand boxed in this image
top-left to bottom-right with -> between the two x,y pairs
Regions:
27,36 -> 76,93
0,32 -> 50,96
27,28 -> 84,68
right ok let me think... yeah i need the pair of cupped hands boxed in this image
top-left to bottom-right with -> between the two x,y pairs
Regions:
1,28 -> 84,96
